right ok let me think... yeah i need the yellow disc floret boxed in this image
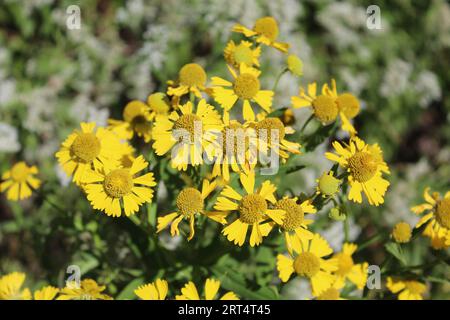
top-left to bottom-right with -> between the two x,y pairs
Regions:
71,133 -> 101,162
334,253 -> 354,276
176,188 -> 204,217
179,63 -> 207,87
233,44 -> 253,66
174,114 -> 201,138
104,169 -> 133,198
311,95 -> 338,124
318,172 -> 340,196
256,117 -> 286,143
347,151 -> 378,182
148,93 -> 170,114
239,194 -> 267,224
317,287 -> 340,300
10,162 -> 31,182
254,17 -> 279,41
392,222 -> 412,243
336,93 -> 360,119
294,252 -> 321,278
276,198 -> 304,231
435,198 -> 450,229
233,73 -> 260,99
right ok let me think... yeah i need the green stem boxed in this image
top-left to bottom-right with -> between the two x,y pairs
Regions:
272,68 -> 288,92
299,114 -> 314,134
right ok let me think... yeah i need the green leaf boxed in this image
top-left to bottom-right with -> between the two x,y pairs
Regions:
385,242 -> 407,265
116,277 -> 145,300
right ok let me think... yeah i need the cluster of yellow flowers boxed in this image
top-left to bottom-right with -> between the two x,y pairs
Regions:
1,16 -> 449,300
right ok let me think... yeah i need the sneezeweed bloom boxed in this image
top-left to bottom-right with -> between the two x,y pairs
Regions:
314,283 -> 344,300
175,278 -> 238,300
157,179 -> 226,241
411,188 -> 450,245
134,279 -> 168,300
214,171 -> 286,247
0,162 -> 41,201
34,286 -> 59,300
391,221 -> 412,244
232,16 -> 289,53
276,233 -> 337,296
224,40 -> 260,69
152,99 -> 223,171
332,243 -> 368,290
108,100 -> 153,142
167,63 -> 207,99
56,122 -> 126,185
83,155 -> 156,217
57,279 -> 112,300
212,64 -> 273,121
325,137 -> 390,206
316,171 -> 341,197
147,92 -> 171,120
0,272 -> 31,300
386,277 -> 427,300
286,54 -> 303,77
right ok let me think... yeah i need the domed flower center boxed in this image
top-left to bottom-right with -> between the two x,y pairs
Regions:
318,173 -> 340,196
71,133 -> 101,163
233,44 -> 253,65
392,222 -> 412,243
123,101 -> 148,124
435,198 -> 450,229
222,123 -> 246,155
253,17 -> 279,41
294,252 -> 321,278
239,194 -> 267,224
103,169 -> 133,198
233,73 -> 260,100
335,253 -> 354,276
148,93 -> 169,114
179,63 -> 207,87
276,198 -> 304,231
174,114 -> 202,139
317,287 -> 340,300
311,95 -> 338,124
256,117 -> 286,143
347,151 -> 378,182
10,162 -> 30,182
405,281 -> 426,295
176,187 -> 204,217
336,93 -> 360,119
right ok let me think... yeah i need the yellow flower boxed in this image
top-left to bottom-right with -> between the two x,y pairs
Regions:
108,100 -> 153,142
314,282 -> 344,300
212,63 -> 273,121
56,122 -> 127,185
167,63 -> 207,98
275,197 -> 316,255
0,272 -> 31,300
34,286 -> 59,300
325,137 -> 390,206
214,171 -> 286,247
386,277 -> 427,300
286,54 -> 303,77
232,16 -> 289,53
0,162 -> 40,201
157,179 -> 226,241
152,99 -> 223,171
57,279 -> 112,300
332,243 -> 368,290
316,171 -> 341,197
391,222 -> 412,243
83,155 -> 156,217
224,40 -> 261,69
147,92 -> 171,120
412,188 -> 450,245
276,233 -> 337,296
134,279 -> 168,300
175,278 -> 238,300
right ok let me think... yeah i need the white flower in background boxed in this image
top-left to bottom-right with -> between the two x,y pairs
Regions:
0,78 -> 16,107
379,59 -> 413,98
21,88 -> 57,134
281,278 -> 311,300
70,95 -> 110,127
55,164 -> 71,187
0,122 -> 21,153
321,217 -> 361,252
414,70 -> 441,108
339,68 -> 368,96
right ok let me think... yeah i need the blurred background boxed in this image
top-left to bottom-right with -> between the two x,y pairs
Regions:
0,0 -> 449,299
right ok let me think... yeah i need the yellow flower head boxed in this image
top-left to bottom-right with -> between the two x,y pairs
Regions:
56,122 -> 128,185
316,171 -> 341,197
152,99 -> 223,171
57,279 -> 112,300
325,137 -> 390,206
83,155 -> 156,217
1,162 -> 41,201
214,171 -> 286,247
212,64 -> 274,121
392,222 -> 412,243
287,54 -> 303,77
147,92 -> 171,119
108,100 -> 153,142
224,40 -> 261,69
386,277 -> 427,300
167,63 -> 207,98
232,16 -> 289,53
412,188 -> 450,246
0,272 -> 31,300
34,286 -> 59,300
175,278 -> 238,300
333,243 -> 368,290
157,179 -> 226,241
276,233 -> 338,296
135,279 -> 168,300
